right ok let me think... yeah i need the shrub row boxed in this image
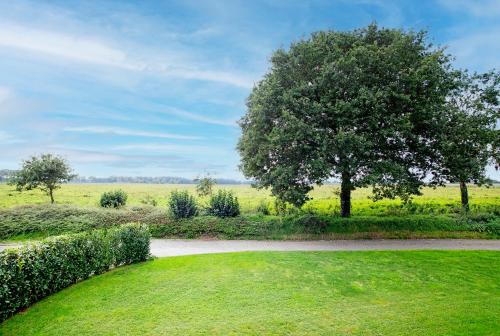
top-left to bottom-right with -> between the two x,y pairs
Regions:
168,189 -> 240,219
0,224 -> 150,322
99,189 -> 241,219
1,205 -> 497,241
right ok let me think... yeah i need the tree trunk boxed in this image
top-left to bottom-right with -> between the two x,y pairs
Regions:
49,189 -> 55,204
459,181 -> 469,212
340,172 -> 352,217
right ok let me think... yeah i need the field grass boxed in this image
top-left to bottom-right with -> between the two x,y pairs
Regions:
1,184 -> 497,242
0,183 -> 499,216
1,251 -> 499,335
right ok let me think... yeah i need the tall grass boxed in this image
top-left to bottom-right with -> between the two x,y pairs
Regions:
0,184 -> 498,215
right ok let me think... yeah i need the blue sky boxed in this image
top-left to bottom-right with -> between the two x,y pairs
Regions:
0,0 -> 499,179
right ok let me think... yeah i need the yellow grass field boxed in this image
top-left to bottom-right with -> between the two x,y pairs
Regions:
0,183 -> 498,215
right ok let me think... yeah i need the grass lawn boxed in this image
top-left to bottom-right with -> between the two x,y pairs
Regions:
1,251 -> 499,335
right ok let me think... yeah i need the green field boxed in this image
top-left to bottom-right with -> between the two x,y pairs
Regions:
1,184 -> 498,242
0,183 -> 498,215
1,251 -> 498,335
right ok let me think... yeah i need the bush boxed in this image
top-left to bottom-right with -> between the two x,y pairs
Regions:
0,224 -> 150,322
256,200 -> 270,215
208,190 -> 240,218
140,194 -> 158,207
100,190 -> 128,208
168,191 -> 198,219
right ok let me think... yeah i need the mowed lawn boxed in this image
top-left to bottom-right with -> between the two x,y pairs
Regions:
2,251 -> 499,335
0,183 -> 498,214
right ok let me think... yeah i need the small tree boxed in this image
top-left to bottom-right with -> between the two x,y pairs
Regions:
195,175 -> 216,197
9,154 -> 76,204
435,71 -> 499,212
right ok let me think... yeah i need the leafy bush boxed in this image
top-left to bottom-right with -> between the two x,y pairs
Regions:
140,194 -> 158,207
256,200 -> 270,215
208,190 -> 240,218
168,191 -> 198,219
0,224 -> 150,322
100,190 -> 128,208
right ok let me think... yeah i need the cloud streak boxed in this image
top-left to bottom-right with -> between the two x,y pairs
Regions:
447,29 -> 500,71
0,24 -> 138,69
439,0 -> 500,17
156,106 -> 237,126
63,126 -> 202,140
0,86 -> 10,104
0,23 -> 255,88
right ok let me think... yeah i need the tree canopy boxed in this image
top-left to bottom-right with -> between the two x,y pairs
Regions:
9,154 -> 76,204
238,24 -> 455,216
434,70 -> 499,211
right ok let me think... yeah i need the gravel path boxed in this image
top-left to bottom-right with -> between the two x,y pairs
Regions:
2,239 -> 499,256
149,239 -> 500,257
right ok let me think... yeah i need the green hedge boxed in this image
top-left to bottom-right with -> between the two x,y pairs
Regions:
0,224 -> 150,322
0,205 -> 498,241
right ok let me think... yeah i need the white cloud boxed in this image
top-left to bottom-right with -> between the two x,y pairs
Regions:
0,23 -> 255,88
439,0 -> 500,17
158,106 -> 237,126
63,126 -> 202,140
0,24 -> 140,70
0,131 -> 24,144
447,29 -> 500,71
0,86 -> 10,103
111,143 -> 229,155
164,68 -> 254,89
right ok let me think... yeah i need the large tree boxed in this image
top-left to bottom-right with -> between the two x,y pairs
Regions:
9,154 -> 76,204
238,24 -> 454,217
434,71 -> 499,211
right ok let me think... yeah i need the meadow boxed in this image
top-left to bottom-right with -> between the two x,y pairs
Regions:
1,183 -> 498,241
0,183 -> 498,216
2,251 -> 499,335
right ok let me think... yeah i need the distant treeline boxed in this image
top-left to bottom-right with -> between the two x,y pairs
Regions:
2,169 -> 496,185
71,176 -> 248,185
0,169 -> 246,185
0,170 -> 15,183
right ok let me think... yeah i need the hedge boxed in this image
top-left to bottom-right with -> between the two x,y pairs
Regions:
0,224 -> 150,322
0,205 -> 498,242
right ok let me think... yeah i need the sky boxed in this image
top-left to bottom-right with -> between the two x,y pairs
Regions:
0,0 -> 499,180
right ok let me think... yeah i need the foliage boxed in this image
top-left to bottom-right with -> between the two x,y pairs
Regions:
8,154 -> 76,204
168,191 -> 198,219
238,24 -> 455,217
99,189 -> 128,208
2,251 -> 499,335
256,200 -> 271,215
0,224 -> 150,322
0,204 -> 497,241
140,194 -> 158,206
434,70 -> 500,210
195,175 -> 216,197
207,190 -> 240,217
